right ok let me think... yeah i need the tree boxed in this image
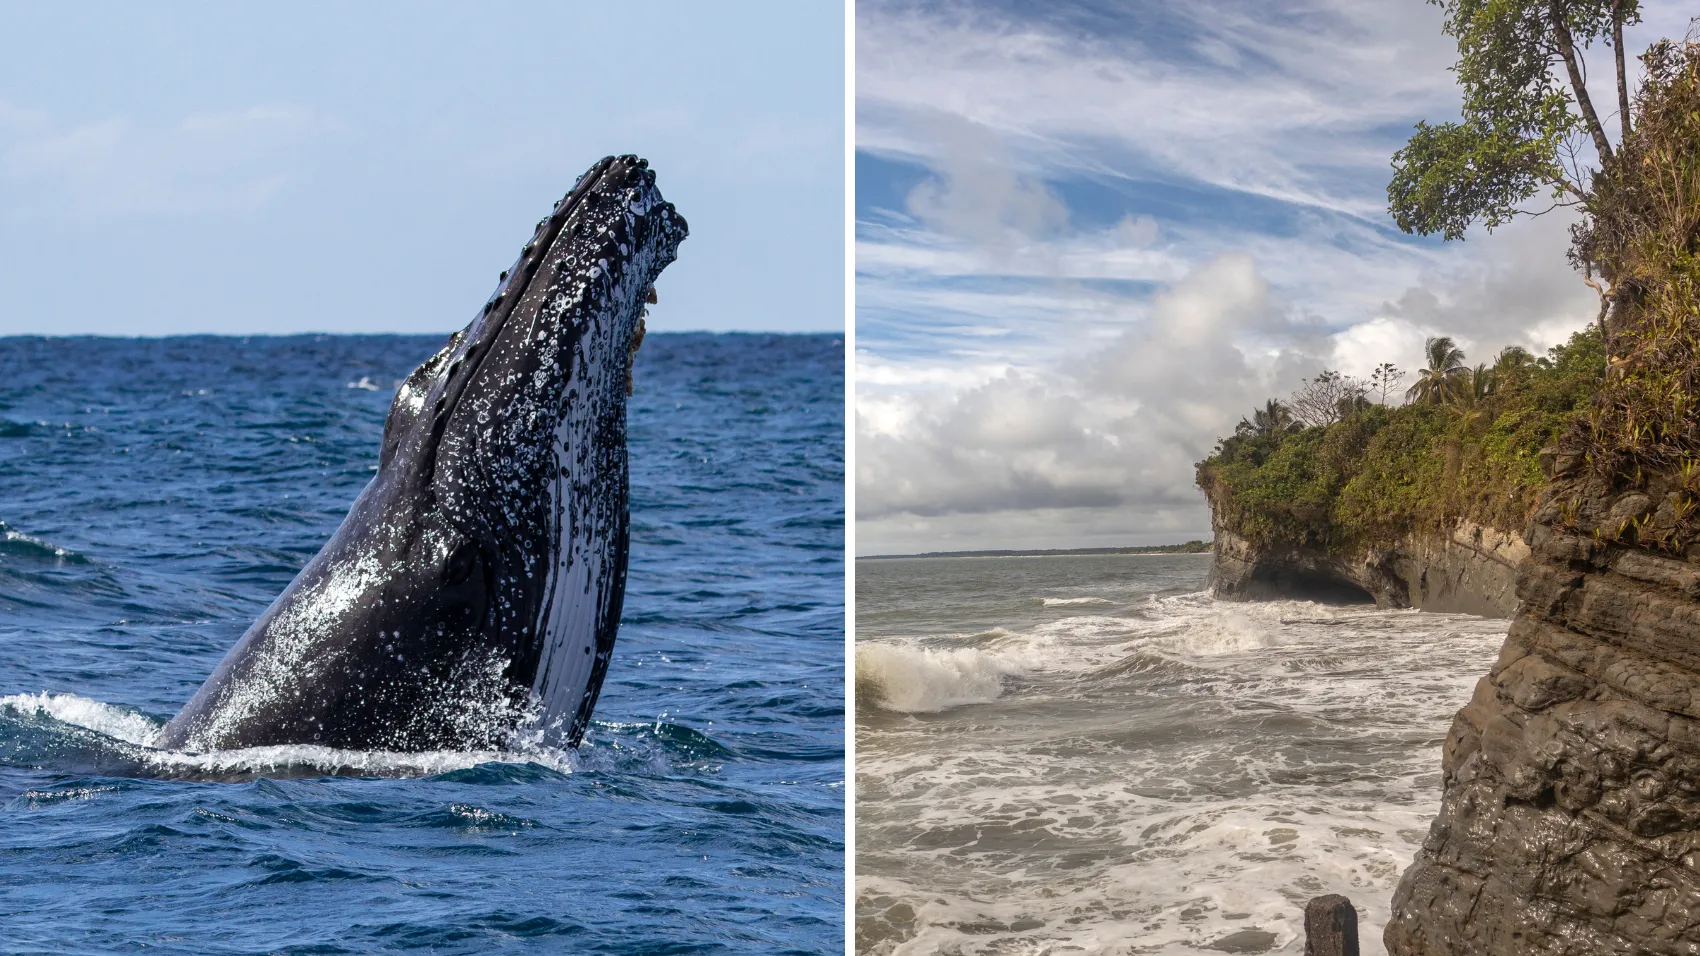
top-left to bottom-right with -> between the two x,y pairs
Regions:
1448,362 -> 1498,410
1491,345 -> 1539,389
1407,336 -> 1469,404
1493,344 -> 1537,373
1289,370 -> 1371,428
1239,399 -> 1297,441
1388,0 -> 1642,242
1370,362 -> 1407,405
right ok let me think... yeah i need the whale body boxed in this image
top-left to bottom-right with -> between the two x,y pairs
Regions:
158,155 -> 687,752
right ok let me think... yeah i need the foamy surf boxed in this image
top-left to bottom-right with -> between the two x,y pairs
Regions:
856,643 -> 1011,712
857,552 -> 1504,956
857,591 -> 1349,715
0,691 -> 576,779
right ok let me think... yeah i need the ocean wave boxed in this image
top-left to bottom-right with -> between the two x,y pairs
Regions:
1,692 -> 159,744
857,565 -> 1511,956
0,523 -> 89,564
856,643 -> 1015,713
1037,597 -> 1112,607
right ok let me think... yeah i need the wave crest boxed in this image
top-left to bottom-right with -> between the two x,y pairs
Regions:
856,644 -> 1012,713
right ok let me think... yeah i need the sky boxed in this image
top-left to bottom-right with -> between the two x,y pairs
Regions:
0,2 -> 844,336
855,0 -> 1696,556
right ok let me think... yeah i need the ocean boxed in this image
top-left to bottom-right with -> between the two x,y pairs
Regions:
0,332 -> 843,954
854,553 -> 1505,955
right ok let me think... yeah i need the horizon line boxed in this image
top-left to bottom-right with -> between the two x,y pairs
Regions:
0,328 -> 845,341
857,541 -> 1214,560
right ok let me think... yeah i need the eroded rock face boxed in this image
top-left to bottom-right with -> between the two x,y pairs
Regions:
1209,513 -> 1526,618
1385,496 -> 1700,955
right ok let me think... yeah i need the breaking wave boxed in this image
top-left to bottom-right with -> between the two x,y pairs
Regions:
857,554 -> 1507,955
856,644 -> 1012,713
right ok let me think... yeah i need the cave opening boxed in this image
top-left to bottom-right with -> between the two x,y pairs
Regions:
1246,566 -> 1376,605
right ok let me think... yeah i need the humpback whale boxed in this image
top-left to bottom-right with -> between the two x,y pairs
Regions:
158,155 -> 686,753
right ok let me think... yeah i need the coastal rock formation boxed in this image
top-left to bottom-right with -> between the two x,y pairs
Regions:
1377,39 -> 1700,955
1384,474 -> 1700,954
1210,513 -> 1526,618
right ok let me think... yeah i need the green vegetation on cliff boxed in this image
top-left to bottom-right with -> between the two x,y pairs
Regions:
1197,330 -> 1604,552
1199,5 -> 1700,559
1552,39 -> 1700,553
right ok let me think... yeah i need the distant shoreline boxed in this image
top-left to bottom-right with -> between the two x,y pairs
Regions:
857,542 -> 1213,560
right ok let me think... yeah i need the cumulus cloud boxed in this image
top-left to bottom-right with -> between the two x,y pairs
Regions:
902,113 -> 1069,260
858,255 -> 1325,535
1332,210 -> 1599,380
854,0 -> 1676,554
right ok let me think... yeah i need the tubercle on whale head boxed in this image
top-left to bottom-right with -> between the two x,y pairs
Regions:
424,154 -> 685,539
379,156 -> 687,481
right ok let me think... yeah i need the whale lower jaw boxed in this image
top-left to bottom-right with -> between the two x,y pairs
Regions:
523,179 -> 668,747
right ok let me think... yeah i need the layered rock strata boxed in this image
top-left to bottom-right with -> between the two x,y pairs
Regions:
1385,480 -> 1700,954
1210,516 -> 1527,618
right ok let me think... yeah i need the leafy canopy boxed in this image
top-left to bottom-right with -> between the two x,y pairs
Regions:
1388,0 -> 1640,240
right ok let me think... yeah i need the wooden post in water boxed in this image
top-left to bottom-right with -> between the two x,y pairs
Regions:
1303,895 -> 1358,956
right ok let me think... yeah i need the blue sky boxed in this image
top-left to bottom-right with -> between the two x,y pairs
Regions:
856,0 -> 1695,555
0,2 -> 843,336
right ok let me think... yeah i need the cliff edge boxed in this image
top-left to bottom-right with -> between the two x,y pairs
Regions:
1385,472 -> 1700,954
1209,510 -> 1526,618
1385,43 -> 1700,955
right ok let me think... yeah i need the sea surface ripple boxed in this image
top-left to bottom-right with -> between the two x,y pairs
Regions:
0,333 -> 843,954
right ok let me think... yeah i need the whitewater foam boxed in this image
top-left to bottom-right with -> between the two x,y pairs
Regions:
0,691 -> 576,778
857,555 -> 1505,956
2,692 -> 161,745
856,643 -> 1013,713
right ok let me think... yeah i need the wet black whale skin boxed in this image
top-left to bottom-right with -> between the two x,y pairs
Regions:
158,156 -> 687,753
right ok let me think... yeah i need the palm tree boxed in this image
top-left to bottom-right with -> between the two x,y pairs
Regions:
1244,396 -> 1292,438
1449,363 -> 1495,410
1493,345 -> 1535,375
1406,336 -> 1467,405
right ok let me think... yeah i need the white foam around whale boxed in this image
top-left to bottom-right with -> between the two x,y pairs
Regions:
0,692 -> 575,777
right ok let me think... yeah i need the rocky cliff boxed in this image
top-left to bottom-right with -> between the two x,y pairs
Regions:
1383,473 -> 1700,954
1382,40 -> 1700,955
1210,513 -> 1526,618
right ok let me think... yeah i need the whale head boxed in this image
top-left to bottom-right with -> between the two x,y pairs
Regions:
160,155 -> 687,752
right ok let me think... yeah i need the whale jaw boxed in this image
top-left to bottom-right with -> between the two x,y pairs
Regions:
157,156 -> 686,753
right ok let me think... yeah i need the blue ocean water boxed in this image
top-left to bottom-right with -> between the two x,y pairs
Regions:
0,333 -> 844,954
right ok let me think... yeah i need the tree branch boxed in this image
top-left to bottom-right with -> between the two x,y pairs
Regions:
1583,260 -> 1612,355
1549,1 -> 1615,162
1613,0 -> 1630,142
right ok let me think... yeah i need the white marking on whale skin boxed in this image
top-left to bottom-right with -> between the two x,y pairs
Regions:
528,206 -> 662,742
193,550 -> 385,748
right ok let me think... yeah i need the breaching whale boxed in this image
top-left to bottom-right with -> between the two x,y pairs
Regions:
158,155 -> 686,753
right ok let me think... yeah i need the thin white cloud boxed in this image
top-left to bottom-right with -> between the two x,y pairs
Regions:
0,104 -> 331,219
857,1 -> 1461,220
852,0 -> 1661,554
